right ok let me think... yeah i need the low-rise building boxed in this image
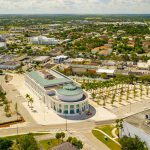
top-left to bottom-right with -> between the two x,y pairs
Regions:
33,56 -> 50,63
96,68 -> 115,76
0,61 -> 20,70
53,55 -> 68,63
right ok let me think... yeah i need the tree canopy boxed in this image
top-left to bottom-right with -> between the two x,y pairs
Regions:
120,136 -> 148,150
17,133 -> 39,150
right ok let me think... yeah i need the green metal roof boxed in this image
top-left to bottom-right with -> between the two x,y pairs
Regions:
57,84 -> 83,96
27,71 -> 71,87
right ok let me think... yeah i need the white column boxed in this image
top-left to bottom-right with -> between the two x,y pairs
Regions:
62,104 -> 64,114
74,104 -> 76,114
68,104 -> 70,114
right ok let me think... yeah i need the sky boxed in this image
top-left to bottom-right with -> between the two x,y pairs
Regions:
0,0 -> 149,14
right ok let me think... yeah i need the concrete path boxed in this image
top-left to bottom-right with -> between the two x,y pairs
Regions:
112,128 -> 118,139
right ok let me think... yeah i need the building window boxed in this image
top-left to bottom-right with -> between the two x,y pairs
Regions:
70,109 -> 75,114
70,105 -> 74,109
76,109 -> 79,113
64,110 -> 68,114
54,106 -> 56,111
64,105 -> 68,109
76,104 -> 79,108
58,109 -> 62,113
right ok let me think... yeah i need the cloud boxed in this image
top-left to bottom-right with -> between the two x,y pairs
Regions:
0,0 -> 149,14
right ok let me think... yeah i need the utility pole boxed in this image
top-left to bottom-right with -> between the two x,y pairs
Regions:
43,96 -> 46,121
15,103 -> 19,143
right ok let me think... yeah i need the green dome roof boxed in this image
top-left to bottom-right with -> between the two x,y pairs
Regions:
63,84 -> 77,90
57,84 -> 83,96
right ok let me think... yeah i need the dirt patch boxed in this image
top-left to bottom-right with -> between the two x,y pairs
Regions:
0,116 -> 25,128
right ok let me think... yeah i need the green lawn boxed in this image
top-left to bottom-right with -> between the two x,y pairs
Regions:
96,125 -> 115,138
3,133 -> 49,140
39,138 -> 61,150
92,130 -> 121,150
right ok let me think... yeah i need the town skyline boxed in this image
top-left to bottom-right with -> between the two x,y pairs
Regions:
0,0 -> 149,14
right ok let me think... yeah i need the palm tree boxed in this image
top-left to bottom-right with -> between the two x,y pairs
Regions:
133,84 -> 137,99
116,119 -> 123,138
91,92 -> 96,101
5,75 -> 8,83
119,86 -> 123,103
111,93 -> 115,105
140,84 -> 143,98
103,97 -> 106,107
60,132 -> 65,143
146,84 -> 149,96
25,94 -> 30,106
25,94 -> 30,99
55,133 -> 61,144
126,84 -> 130,101
4,104 -> 9,113
29,97 -> 34,108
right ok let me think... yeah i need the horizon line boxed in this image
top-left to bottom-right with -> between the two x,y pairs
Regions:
0,13 -> 150,15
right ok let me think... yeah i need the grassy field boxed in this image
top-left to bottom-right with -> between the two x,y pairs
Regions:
0,31 -> 8,34
39,138 -> 61,150
96,125 -> 115,138
3,133 -> 49,140
92,130 -> 121,150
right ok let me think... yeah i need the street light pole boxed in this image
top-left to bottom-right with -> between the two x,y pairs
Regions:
65,114 -> 67,131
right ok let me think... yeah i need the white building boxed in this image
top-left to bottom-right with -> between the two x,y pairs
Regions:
33,56 -> 50,63
96,68 -> 115,76
25,69 -> 89,116
137,61 -> 150,70
123,111 -> 150,149
30,36 -> 59,45
0,42 -> 7,49
0,35 -> 6,42
53,55 -> 68,63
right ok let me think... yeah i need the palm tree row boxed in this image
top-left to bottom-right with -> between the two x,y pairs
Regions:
90,83 -> 150,107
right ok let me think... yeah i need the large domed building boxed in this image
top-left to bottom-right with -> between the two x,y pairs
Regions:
25,69 -> 89,116
49,84 -> 88,115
